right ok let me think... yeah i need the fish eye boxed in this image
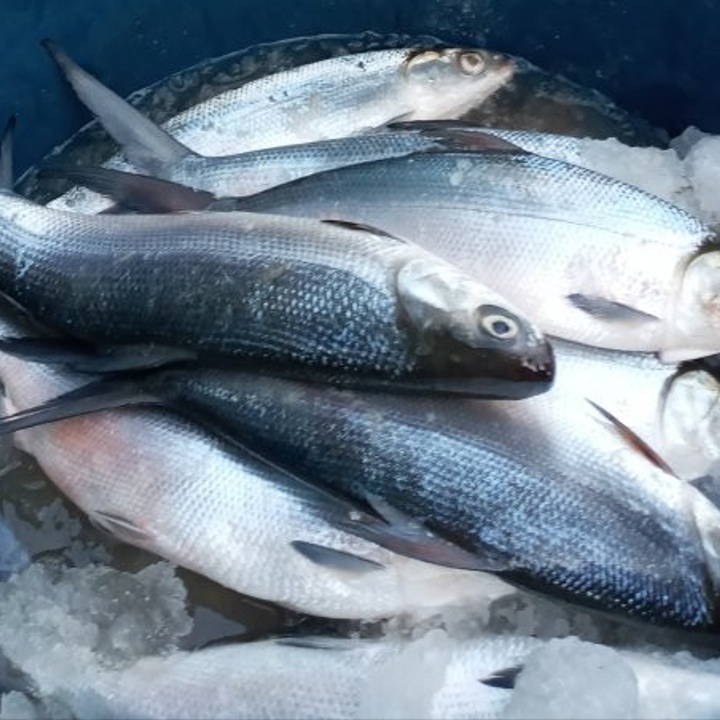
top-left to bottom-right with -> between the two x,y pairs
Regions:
481,313 -> 519,340
458,52 -> 486,75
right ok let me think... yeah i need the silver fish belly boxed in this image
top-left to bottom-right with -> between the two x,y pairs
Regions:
0,307 -> 497,620
73,364 -> 720,632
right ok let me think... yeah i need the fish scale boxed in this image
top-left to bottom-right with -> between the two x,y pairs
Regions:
47,46 -> 515,213
0,191 -> 553,397
115,366 -> 720,631
227,149 -> 716,357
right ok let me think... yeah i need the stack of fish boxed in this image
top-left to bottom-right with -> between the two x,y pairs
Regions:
1,37 -> 720,718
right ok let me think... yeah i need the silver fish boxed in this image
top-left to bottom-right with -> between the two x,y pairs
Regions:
9,629 -> 720,720
0,175 -> 553,398
545,339 -> 720,481
45,42 -> 514,214
41,43 -> 510,201
1,630 -> 541,720
0,302 -> 502,620
8,350 -> 720,630
219,149 -> 718,361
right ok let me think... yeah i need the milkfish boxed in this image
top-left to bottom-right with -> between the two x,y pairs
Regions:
39,43 -> 512,204
45,42 -> 514,214
0,121 -> 553,399
5,349 -> 720,632
0,297 -> 505,620
0,631 -> 541,720
5,625 -> 720,719
196,146 -> 718,361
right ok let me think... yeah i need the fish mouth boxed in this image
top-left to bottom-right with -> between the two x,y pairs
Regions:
406,337 -> 555,399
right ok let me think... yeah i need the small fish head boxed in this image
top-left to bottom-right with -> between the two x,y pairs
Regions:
396,258 -> 554,398
401,48 -> 515,120
663,249 -> 720,362
660,368 -> 720,479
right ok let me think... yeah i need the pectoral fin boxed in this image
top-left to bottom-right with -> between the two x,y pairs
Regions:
387,120 -> 527,152
586,399 -> 677,476
90,510 -> 154,544
321,219 -> 406,242
567,294 -> 660,324
336,491 -> 512,573
290,541 -> 385,575
0,379 -> 161,436
479,665 -> 524,689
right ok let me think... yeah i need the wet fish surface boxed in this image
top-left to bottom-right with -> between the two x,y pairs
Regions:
10,356 -> 720,632
43,40 -> 514,214
0,185 -> 553,397
0,633 -> 542,720
217,149 -> 717,360
0,300 -> 501,620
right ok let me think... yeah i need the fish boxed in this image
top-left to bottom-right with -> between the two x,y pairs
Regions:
44,41 -> 514,214
9,630 -> 720,720
0,122 -> 553,399
41,43 -> 517,201
6,346 -> 720,631
0,631 -> 542,720
0,297 -> 506,620
660,366 -> 720,480
194,148 -> 717,361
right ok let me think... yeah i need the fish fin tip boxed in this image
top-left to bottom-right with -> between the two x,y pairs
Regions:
91,510 -> 154,544
43,41 -> 192,174
585,398 -> 678,476
38,165 -> 214,214
290,540 -> 385,575
567,293 -> 660,324
479,664 -> 524,689
320,219 -> 407,242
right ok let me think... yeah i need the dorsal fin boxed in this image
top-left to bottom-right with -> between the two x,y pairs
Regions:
320,219 -> 406,241
388,120 -> 527,153
42,39 -> 195,174
586,398 -> 678,476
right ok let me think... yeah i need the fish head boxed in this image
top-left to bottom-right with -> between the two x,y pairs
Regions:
396,258 -> 554,398
662,249 -> 720,362
660,367 -> 720,479
400,48 -> 515,120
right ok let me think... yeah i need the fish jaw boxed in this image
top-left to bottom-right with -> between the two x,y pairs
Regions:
400,49 -> 515,122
